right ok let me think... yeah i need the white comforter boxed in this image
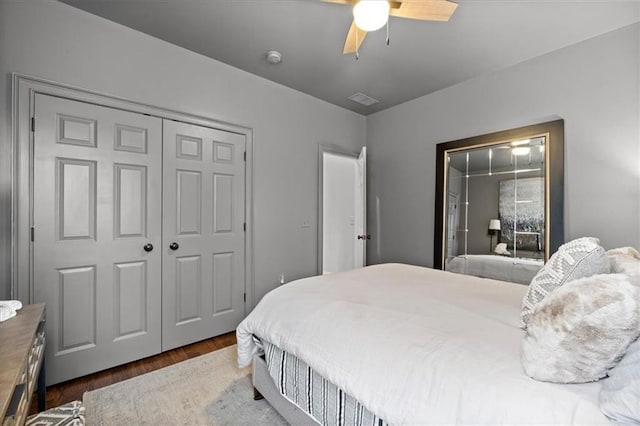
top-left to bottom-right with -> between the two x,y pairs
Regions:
237,263 -> 608,425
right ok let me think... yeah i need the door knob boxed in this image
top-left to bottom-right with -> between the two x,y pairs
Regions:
357,234 -> 371,240
143,243 -> 153,252
169,242 -> 179,251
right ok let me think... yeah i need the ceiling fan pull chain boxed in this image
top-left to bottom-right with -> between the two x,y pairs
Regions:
386,20 -> 390,46
356,28 -> 360,60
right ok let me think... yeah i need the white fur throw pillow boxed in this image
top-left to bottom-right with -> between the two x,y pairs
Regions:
521,237 -> 610,327
522,274 -> 640,383
606,247 -> 640,276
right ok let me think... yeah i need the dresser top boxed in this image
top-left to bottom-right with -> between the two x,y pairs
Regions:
0,304 -> 45,418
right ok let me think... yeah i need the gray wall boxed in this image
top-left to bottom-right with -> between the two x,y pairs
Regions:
1,1 -> 638,301
0,0 -> 366,302
367,23 -> 640,266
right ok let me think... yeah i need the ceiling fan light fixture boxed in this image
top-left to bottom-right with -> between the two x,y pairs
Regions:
512,147 -> 531,156
353,0 -> 390,32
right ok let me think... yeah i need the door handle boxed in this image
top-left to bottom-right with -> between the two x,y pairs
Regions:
143,243 -> 154,252
357,234 -> 371,240
169,242 -> 179,251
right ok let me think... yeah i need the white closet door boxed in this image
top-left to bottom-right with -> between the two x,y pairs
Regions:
162,120 -> 246,351
33,94 -> 162,384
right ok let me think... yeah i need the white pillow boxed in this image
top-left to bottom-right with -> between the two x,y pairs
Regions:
600,336 -> 640,423
606,247 -> 640,276
494,243 -> 510,255
521,237 -> 610,327
522,273 -> 640,383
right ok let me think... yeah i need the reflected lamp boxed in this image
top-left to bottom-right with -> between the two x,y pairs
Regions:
488,219 -> 501,252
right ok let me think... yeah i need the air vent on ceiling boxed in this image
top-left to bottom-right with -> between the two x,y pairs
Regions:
348,92 -> 380,107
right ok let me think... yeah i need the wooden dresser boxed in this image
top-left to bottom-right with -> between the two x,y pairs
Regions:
0,304 -> 46,426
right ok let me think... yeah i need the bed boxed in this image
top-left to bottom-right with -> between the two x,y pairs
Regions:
237,263 -> 609,425
446,254 -> 543,284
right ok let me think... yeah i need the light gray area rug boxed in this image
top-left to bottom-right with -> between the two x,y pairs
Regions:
83,345 -> 287,425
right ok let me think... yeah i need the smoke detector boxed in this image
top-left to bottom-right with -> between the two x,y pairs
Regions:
266,50 -> 282,64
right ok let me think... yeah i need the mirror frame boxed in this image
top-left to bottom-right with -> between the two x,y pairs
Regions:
433,119 -> 564,270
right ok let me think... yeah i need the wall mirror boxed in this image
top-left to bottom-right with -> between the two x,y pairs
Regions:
434,120 -> 564,284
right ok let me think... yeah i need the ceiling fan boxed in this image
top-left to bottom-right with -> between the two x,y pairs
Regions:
323,0 -> 458,55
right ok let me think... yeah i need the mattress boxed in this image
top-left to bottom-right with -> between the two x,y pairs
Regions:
446,254 -> 543,284
263,340 -> 385,426
237,263 -> 608,424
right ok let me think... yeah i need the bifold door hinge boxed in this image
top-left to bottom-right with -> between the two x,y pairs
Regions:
243,222 -> 246,232
31,117 -> 35,132
31,227 -> 34,242
243,293 -> 246,302
243,151 -> 246,162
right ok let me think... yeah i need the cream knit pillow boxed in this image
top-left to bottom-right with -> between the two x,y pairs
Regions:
521,237 -> 610,328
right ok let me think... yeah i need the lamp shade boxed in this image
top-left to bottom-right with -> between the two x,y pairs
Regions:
353,0 -> 390,32
488,219 -> 501,231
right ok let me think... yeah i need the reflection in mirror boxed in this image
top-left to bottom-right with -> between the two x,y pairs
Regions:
434,120 -> 564,285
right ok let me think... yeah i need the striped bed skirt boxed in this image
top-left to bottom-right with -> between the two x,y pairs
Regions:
263,341 -> 387,426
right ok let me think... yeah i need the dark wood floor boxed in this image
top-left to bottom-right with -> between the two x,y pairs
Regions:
29,331 -> 237,415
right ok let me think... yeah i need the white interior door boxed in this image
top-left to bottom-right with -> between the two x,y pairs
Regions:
321,146 -> 367,274
162,120 -> 246,351
356,146 -> 367,267
33,94 -> 162,384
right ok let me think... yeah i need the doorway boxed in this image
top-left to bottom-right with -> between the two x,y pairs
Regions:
318,145 -> 366,275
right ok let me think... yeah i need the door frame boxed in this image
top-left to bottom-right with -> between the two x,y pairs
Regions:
11,73 -> 255,310
446,191 -> 459,261
316,143 -> 365,275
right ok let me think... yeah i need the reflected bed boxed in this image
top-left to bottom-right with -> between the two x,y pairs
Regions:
446,254 -> 543,284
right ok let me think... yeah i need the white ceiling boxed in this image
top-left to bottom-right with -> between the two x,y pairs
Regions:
60,0 -> 639,115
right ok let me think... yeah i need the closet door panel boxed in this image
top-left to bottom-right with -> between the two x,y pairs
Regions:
114,164 -> 147,238
162,120 -> 246,351
114,260 -> 148,339
175,255 -> 203,324
33,94 -> 162,384
176,170 -> 202,235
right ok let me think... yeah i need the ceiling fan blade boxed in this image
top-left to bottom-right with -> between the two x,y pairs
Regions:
343,21 -> 367,54
389,0 -> 458,22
